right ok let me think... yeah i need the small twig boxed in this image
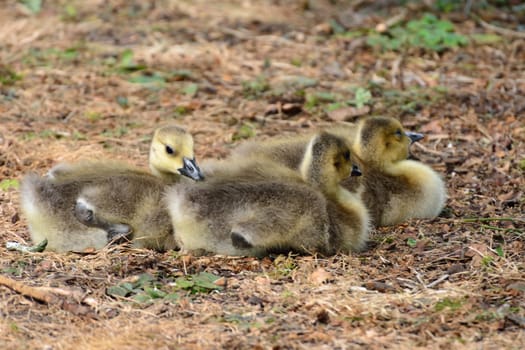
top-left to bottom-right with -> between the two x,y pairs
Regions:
348,285 -> 372,293
39,287 -> 98,307
396,277 -> 419,289
0,274 -> 97,318
0,274 -> 57,304
412,142 -> 448,157
478,224 -> 523,233
475,123 -> 493,141
467,245 -> 486,258
426,274 -> 449,289
413,269 -> 427,288
475,15 -> 525,39
462,217 -> 525,223
182,256 -> 188,276
375,9 -> 407,32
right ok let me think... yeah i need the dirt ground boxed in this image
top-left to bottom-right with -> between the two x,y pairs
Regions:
0,1 -> 524,349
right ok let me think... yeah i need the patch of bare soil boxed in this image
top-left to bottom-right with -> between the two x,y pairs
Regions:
0,1 -> 523,349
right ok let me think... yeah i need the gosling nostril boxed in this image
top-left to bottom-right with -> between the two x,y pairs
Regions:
351,164 -> 362,177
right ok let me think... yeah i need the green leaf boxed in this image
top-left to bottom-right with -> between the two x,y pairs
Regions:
0,179 -> 20,191
290,58 -> 302,67
326,102 -> 346,112
182,83 -> 198,97
116,96 -> 129,108
120,282 -> 135,292
85,111 -> 102,122
119,49 -> 134,68
194,272 -> 222,290
175,272 -> 222,293
242,76 -> 269,98
329,19 -> 345,34
175,278 -> 194,289
495,246 -> 504,257
20,0 -> 42,14
304,95 -> 319,110
305,91 -> 338,110
132,294 -> 152,303
352,87 -> 372,108
338,31 -> 364,39
59,48 -> 78,60
134,273 -> 155,288
519,159 -> 525,170
128,73 -> 165,85
168,69 -> 193,80
367,13 -> 467,53
164,293 -> 180,302
435,0 -> 460,12
27,239 -> 48,252
0,67 -> 22,86
291,76 -> 318,89
232,122 -> 256,141
63,4 -> 77,20
314,91 -> 337,102
107,285 -> 131,297
2,267 -> 22,276
144,287 -> 167,299
407,238 -> 417,248
6,239 -> 47,253
481,255 -> 493,267
173,105 -> 190,117
435,297 -> 463,312
118,49 -> 146,73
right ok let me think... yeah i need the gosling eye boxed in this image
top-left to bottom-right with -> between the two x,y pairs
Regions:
394,129 -> 403,137
343,150 -> 350,161
165,145 -> 175,155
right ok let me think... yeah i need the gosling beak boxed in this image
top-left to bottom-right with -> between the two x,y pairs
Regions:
405,131 -> 424,144
351,164 -> 362,177
178,157 -> 205,181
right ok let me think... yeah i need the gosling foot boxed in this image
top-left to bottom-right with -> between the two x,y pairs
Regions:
74,198 -> 95,225
107,224 -> 133,242
231,231 -> 253,249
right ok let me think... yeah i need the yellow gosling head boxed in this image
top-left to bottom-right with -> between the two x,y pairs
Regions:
149,125 -> 204,181
300,132 -> 361,197
353,116 -> 423,168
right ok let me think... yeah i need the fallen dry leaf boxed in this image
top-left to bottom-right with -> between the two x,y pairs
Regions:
309,268 -> 334,285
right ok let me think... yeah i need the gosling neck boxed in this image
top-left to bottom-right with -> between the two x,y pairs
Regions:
353,138 -> 385,171
149,165 -> 181,183
299,139 -> 339,198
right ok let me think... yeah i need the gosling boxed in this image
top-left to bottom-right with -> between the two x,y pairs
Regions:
345,116 -> 446,226
231,116 -> 446,226
166,132 -> 370,257
20,125 -> 204,252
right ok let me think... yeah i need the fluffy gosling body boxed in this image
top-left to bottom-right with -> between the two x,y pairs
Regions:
346,116 -> 446,226
166,132 -> 369,257
20,125 -> 203,252
231,122 -> 358,170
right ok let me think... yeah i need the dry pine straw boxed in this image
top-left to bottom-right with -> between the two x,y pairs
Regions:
1,0 -> 525,349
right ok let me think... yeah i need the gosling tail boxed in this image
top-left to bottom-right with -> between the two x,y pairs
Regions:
20,173 -> 49,218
